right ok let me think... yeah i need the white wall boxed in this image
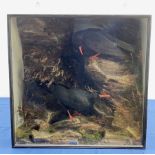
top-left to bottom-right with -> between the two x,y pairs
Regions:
0,0 -> 154,99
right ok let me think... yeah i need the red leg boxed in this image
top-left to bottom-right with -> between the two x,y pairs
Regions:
89,53 -> 101,61
79,46 -> 84,55
67,110 -> 74,120
99,91 -> 111,99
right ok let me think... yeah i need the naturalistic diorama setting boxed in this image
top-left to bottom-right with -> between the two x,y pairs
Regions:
9,15 -> 150,147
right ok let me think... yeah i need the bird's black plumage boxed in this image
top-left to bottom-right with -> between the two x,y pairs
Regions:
61,49 -> 102,91
48,83 -> 97,115
72,28 -> 132,62
47,83 -> 115,123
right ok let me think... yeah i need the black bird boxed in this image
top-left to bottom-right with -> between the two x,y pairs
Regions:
72,28 -> 134,62
25,80 -> 115,125
49,83 -> 96,115
47,83 -> 115,123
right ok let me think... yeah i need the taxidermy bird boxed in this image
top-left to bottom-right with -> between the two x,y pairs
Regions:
72,28 -> 134,62
46,83 -> 115,124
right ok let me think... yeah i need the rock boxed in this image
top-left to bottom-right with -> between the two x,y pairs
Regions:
86,57 -> 136,94
50,118 -> 81,130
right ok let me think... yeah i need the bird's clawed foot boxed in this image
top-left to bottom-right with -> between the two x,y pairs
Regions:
89,53 -> 101,61
67,110 -> 81,121
73,111 -> 81,116
99,91 -> 111,99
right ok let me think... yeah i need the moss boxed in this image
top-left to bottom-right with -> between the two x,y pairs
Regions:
16,128 -> 32,139
48,126 -> 56,133
79,131 -> 102,141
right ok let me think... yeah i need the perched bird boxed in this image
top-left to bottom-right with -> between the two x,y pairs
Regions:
49,83 -> 97,115
47,83 -> 115,123
72,28 -> 134,62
